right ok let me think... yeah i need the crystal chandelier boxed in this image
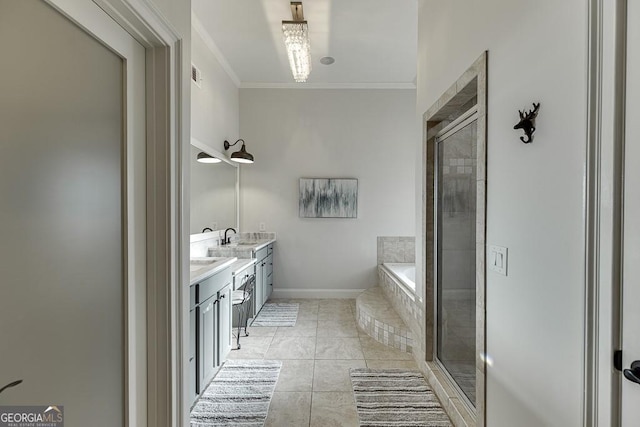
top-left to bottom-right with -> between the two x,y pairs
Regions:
282,2 -> 311,83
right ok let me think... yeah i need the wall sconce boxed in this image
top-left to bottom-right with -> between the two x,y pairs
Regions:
196,152 -> 221,164
224,139 -> 254,164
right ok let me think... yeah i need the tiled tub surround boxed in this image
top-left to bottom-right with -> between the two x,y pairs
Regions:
368,236 -> 426,358
377,236 -> 416,265
382,262 -> 416,293
356,288 -> 414,353
378,265 -> 424,349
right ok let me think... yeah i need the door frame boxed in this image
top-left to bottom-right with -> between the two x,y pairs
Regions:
44,1 -> 185,426
583,0 -> 627,425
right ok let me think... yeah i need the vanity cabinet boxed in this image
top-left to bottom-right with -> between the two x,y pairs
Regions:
190,267 -> 233,406
232,263 -> 256,326
218,283 -> 232,361
205,240 -> 275,320
254,244 -> 274,311
189,304 -> 196,405
198,294 -> 217,389
265,245 -> 273,301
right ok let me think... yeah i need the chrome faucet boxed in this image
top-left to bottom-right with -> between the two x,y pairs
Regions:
223,227 -> 237,245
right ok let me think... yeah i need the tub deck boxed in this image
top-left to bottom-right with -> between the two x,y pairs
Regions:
356,287 -> 414,354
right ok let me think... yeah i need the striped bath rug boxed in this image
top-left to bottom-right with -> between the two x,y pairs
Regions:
190,359 -> 282,426
251,303 -> 299,327
350,368 -> 452,427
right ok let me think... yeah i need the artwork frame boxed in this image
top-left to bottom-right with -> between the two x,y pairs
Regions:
299,178 -> 358,218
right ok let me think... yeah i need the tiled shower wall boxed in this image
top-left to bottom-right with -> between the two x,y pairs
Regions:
377,236 -> 416,264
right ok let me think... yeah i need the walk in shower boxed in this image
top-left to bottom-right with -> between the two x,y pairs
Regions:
435,106 -> 478,406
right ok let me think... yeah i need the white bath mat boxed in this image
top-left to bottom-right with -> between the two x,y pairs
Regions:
350,368 -> 452,426
190,359 -> 281,426
250,303 -> 299,327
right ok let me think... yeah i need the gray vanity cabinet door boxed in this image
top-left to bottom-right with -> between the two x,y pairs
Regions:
260,259 -> 269,307
255,261 -> 264,315
189,307 -> 197,404
218,283 -> 232,362
198,295 -> 218,388
265,246 -> 273,300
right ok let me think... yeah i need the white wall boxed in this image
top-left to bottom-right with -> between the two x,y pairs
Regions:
417,1 -> 587,426
191,26 -> 240,153
240,89 -> 417,293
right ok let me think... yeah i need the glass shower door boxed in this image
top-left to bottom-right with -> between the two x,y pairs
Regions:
436,111 -> 478,406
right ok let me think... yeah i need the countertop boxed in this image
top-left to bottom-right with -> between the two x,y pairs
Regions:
208,238 -> 276,258
229,258 -> 256,276
226,238 -> 275,251
189,256 -> 237,286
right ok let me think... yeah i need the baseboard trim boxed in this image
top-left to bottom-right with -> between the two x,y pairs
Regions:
271,288 -> 366,299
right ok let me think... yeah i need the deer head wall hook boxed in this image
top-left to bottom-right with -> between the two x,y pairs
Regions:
514,102 -> 540,144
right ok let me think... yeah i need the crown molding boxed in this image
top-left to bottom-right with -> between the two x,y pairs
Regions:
192,14 -> 241,88
239,82 -> 416,90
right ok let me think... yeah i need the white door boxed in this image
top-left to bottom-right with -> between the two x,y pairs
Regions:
621,0 -> 640,424
0,1 -> 146,425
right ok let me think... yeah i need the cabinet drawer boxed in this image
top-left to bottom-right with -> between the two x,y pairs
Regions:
235,263 -> 255,279
255,246 -> 268,262
267,244 -> 273,255
233,264 -> 255,290
199,268 -> 232,303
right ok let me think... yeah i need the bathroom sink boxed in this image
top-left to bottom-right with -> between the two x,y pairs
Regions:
225,240 -> 258,247
189,257 -> 227,272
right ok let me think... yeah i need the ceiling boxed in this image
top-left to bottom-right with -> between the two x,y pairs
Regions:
192,0 -> 418,88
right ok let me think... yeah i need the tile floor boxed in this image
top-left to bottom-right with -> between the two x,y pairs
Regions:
227,298 -> 419,427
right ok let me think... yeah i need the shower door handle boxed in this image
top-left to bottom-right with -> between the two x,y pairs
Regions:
623,361 -> 640,385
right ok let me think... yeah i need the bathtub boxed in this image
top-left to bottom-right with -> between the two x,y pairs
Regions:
382,263 -> 416,294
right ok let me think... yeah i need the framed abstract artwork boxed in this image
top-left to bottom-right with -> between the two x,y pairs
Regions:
299,178 -> 358,218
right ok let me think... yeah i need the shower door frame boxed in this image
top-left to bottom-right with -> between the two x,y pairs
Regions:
421,52 -> 487,426
434,106 -> 479,411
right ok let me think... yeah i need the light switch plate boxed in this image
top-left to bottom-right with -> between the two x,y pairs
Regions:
488,245 -> 508,276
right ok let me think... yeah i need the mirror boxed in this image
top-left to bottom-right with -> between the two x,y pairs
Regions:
190,141 -> 238,234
